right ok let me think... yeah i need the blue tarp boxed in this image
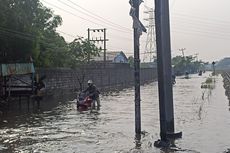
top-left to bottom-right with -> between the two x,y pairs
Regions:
0,63 -> 35,76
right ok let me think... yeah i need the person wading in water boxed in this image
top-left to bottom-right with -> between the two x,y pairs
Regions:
83,80 -> 101,109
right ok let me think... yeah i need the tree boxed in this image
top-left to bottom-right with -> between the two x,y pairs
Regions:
68,38 -> 101,67
172,55 -> 205,75
0,0 -> 64,66
128,56 -> 134,67
37,31 -> 68,67
68,38 -> 101,90
0,0 -> 102,69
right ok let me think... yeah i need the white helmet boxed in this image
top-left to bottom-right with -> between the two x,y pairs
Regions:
87,80 -> 93,84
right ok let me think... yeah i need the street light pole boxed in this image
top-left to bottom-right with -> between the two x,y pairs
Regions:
212,61 -> 216,75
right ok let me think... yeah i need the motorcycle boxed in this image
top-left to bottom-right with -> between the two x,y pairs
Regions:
76,92 -> 93,111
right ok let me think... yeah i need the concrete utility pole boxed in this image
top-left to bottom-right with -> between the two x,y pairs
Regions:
179,48 -> 186,58
179,48 -> 186,73
133,0 -> 141,135
154,0 -> 182,147
87,28 -> 108,67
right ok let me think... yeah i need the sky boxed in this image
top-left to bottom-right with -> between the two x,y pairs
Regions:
41,0 -> 230,63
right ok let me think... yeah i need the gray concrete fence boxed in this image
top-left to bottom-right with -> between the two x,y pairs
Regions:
37,66 -> 157,93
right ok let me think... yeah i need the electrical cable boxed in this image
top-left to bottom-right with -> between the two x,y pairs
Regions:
41,0 -> 132,34
60,0 -> 132,32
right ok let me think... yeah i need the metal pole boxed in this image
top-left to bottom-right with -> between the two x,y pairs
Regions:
104,28 -> 107,68
154,0 -> 181,142
88,28 -> 90,41
133,0 -> 141,135
212,61 -> 215,75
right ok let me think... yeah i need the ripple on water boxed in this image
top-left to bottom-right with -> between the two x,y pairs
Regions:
1,73 -> 230,153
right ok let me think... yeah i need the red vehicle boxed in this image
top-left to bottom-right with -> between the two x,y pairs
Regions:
76,92 -> 93,111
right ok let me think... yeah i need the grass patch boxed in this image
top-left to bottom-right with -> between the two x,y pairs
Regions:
205,78 -> 213,84
201,77 -> 215,89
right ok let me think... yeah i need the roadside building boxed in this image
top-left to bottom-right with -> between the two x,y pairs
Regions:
92,51 -> 128,63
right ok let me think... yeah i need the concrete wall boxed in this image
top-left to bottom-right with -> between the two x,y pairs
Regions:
37,66 -> 157,93
0,66 -> 157,113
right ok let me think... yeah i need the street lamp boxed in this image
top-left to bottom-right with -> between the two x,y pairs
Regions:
212,61 -> 216,75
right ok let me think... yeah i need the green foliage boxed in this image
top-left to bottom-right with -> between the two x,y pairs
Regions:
128,56 -> 134,67
172,55 -> 205,75
205,78 -> 213,84
0,0 -> 101,68
0,0 -> 63,64
68,38 -> 101,68
201,76 -> 215,89
36,31 -> 68,67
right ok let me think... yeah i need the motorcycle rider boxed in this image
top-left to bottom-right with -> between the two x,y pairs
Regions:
83,80 -> 100,109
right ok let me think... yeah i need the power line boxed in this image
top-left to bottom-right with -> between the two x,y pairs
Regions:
0,27 -> 136,57
172,29 -> 230,41
108,32 -> 147,44
171,23 -> 230,37
41,0 -> 102,26
56,30 -> 83,39
107,45 -> 132,51
41,0 -> 132,34
2,19 -> 230,49
0,25 -> 133,52
0,26 -> 82,42
0,27 -> 71,47
172,13 -> 230,26
54,0 -> 230,39
0,29 -> 36,42
171,22 -> 230,37
171,22 -> 230,35
170,0 -> 177,10
109,34 -> 133,41
58,0 -> 126,31
0,27 -> 36,39
171,18 -> 230,30
63,0 -> 132,32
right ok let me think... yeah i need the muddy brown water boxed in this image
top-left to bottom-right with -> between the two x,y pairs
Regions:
0,72 -> 230,153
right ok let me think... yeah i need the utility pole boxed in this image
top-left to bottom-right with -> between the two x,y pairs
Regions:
88,28 -> 108,67
133,0 -> 141,135
179,48 -> 186,73
179,48 -> 186,58
154,0 -> 182,147
130,0 -> 146,136
195,53 -> 198,61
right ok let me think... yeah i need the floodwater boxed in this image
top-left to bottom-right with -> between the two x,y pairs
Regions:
1,72 -> 230,153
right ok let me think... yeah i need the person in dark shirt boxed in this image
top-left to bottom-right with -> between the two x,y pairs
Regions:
172,74 -> 176,85
83,80 -> 100,109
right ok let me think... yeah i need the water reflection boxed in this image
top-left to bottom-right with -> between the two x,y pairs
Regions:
0,73 -> 230,153
135,134 -> 142,149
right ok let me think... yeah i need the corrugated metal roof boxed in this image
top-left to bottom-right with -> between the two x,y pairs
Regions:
1,63 -> 35,76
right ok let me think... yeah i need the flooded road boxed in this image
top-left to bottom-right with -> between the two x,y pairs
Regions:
1,72 -> 230,153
